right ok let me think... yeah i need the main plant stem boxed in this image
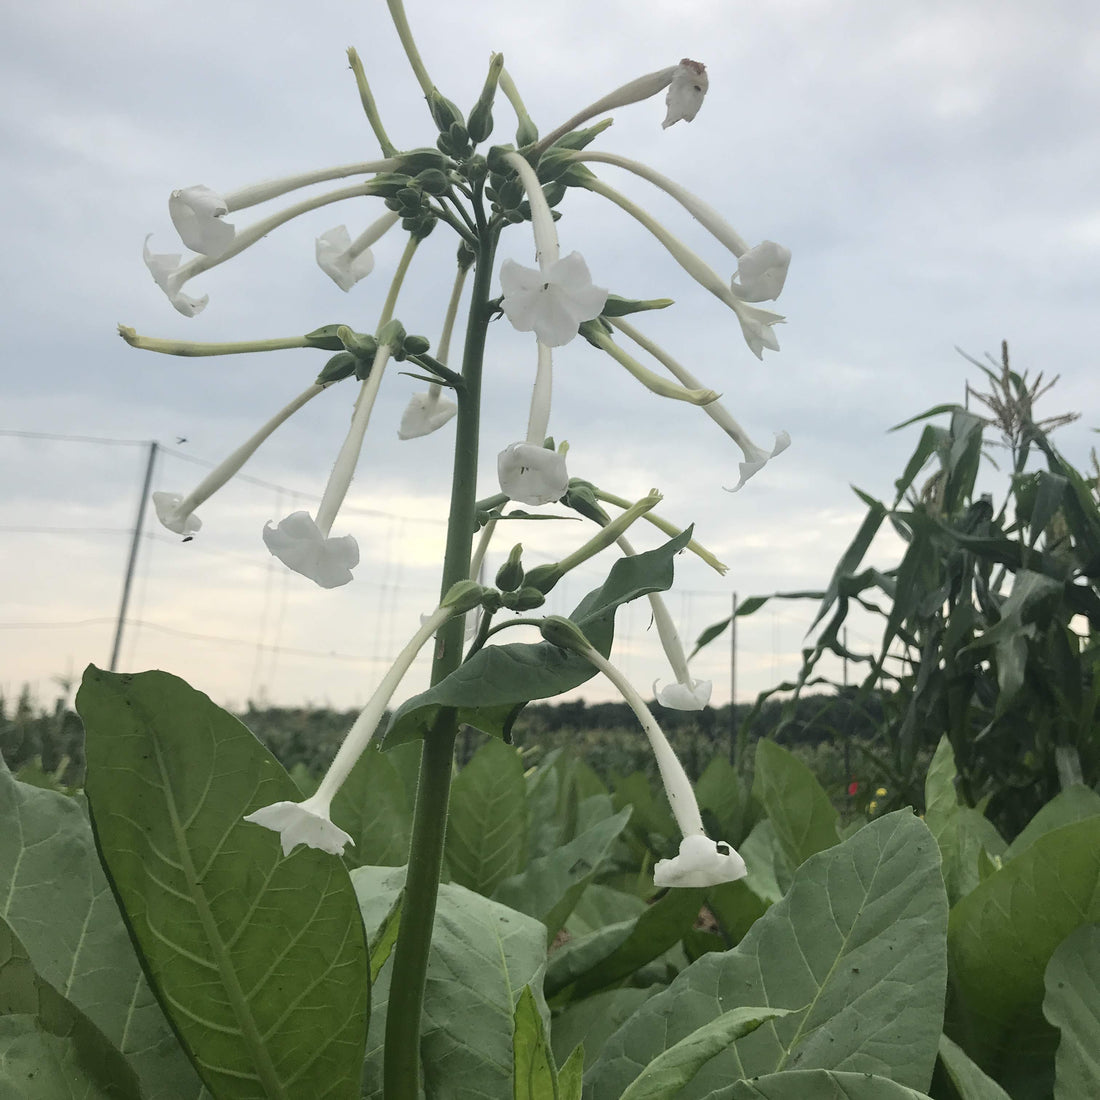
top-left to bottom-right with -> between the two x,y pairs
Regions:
383,205 -> 497,1099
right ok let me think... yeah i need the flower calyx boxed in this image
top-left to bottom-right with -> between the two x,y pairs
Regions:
494,543 -> 525,592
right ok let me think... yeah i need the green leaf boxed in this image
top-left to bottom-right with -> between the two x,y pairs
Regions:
1004,785 -> 1100,861
947,817 -> 1100,1078
937,1034 -> 1012,1100
382,528 -> 692,746
494,805 -> 632,942
0,1016 -> 125,1100
0,914 -> 143,1099
512,985 -> 557,1100
330,744 -> 411,869
620,1007 -> 791,1100
752,740 -> 839,869
723,1069 -> 933,1099
77,666 -> 369,1100
355,873 -> 549,1100
1042,923 -> 1100,1099
550,988 -> 654,1073
585,812 -> 949,1098
695,755 -> 748,842
0,755 -> 209,1100
446,739 -> 528,896
556,1044 -> 584,1100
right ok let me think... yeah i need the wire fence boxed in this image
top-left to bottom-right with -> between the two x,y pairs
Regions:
0,430 -> 866,713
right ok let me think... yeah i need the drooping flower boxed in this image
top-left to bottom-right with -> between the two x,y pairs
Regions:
243,793 -> 352,857
169,186 -> 235,256
655,678 -> 713,711
662,59 -> 709,129
316,226 -> 376,292
730,241 -> 791,303
262,511 -> 360,589
153,491 -> 202,536
654,834 -> 747,887
500,253 -> 608,347
727,430 -> 791,493
733,301 -> 784,359
498,442 -> 569,506
142,237 -> 208,317
398,389 -> 457,439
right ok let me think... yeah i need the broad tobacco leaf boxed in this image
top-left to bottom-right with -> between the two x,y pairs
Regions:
77,666 -> 369,1100
584,811 -> 948,1099
382,528 -> 692,746
0,754 -> 209,1100
1042,922 -> 1100,1100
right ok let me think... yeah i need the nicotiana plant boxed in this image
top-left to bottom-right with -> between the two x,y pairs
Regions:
81,1 -> 802,1096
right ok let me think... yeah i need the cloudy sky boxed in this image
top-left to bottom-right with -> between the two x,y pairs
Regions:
2,0 -> 1098,718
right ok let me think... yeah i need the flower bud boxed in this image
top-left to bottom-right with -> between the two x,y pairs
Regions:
467,52 -> 505,145
539,615 -> 589,652
601,294 -> 675,318
377,320 -> 407,350
315,351 -> 358,385
394,148 -> 450,174
416,168 -> 450,197
402,334 -> 432,357
428,89 -> 466,134
494,544 -> 525,591
304,324 -> 350,351
337,326 -> 378,357
440,579 -> 491,613
500,586 -> 545,611
523,562 -> 564,595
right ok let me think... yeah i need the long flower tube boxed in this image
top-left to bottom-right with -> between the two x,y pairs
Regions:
610,316 -> 790,490
146,179 -> 395,315
152,383 -> 326,536
244,601 -> 456,856
540,617 -> 745,887
577,177 -> 784,358
617,535 -> 712,710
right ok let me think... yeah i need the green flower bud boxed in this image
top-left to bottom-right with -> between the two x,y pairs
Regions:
523,562 -> 564,595
601,294 -> 675,318
314,351 -> 358,385
367,172 -> 414,198
534,148 -> 574,185
515,116 -> 539,148
485,145 -> 516,176
457,240 -> 477,270
416,168 -> 450,196
403,213 -> 437,239
494,544 -> 525,592
402,334 -> 431,357
539,615 -> 589,653
394,148 -> 450,174
498,178 -> 525,210
467,53 -> 504,145
447,121 -> 471,155
465,154 -> 488,184
550,118 -> 614,151
428,89 -> 466,134
441,580 -> 490,614
337,326 -> 377,358
303,324 -> 349,351
501,586 -> 545,611
377,320 -> 407,350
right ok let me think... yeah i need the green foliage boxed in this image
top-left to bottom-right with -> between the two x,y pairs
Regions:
77,667 -> 369,1100
1042,923 -> 1100,1099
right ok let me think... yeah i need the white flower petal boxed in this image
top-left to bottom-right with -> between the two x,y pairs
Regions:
499,252 -> 608,348
316,225 -> 376,292
730,241 -> 791,303
169,185 -> 235,256
243,797 -> 353,857
142,236 -> 208,317
725,430 -> 791,492
497,443 -> 568,506
398,391 -> 458,439
734,302 -> 784,359
655,678 -> 713,711
152,490 -> 202,536
653,833 -> 747,888
662,59 -> 709,129
262,510 -> 359,588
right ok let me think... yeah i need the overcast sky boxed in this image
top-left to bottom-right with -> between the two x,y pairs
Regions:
2,0 -> 1098,717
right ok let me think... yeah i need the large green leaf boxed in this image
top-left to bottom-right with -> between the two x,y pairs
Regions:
937,1034 -> 1012,1100
354,868 -> 549,1100
947,817 -> 1100,1082
722,1069 -> 933,1099
550,988 -> 655,1073
0,914 -> 142,1099
77,667 -> 369,1100
1042,923 -> 1100,1100
0,755 -> 208,1100
0,1016 -> 124,1100
494,805 -> 632,942
513,985 -> 557,1100
330,744 -> 412,869
1003,785 -> 1100,861
445,739 -> 527,896
620,1007 -> 791,1100
382,529 -> 691,746
584,812 -> 949,1099
752,740 -> 839,869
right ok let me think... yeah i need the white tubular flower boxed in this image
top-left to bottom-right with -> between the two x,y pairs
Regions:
261,511 -> 360,589
500,254 -> 608,347
735,302 -> 784,359
316,210 -> 401,292
498,442 -> 568,506
153,492 -> 202,536
662,60 -> 709,128
656,680 -> 713,711
730,241 -> 792,303
169,186 -> 234,256
245,603 -> 453,856
152,383 -> 325,538
549,620 -> 745,889
398,389 -> 457,439
727,430 -> 791,493
143,237 -> 208,317
654,834 -> 747,888
243,793 -> 352,858
499,150 -> 608,347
